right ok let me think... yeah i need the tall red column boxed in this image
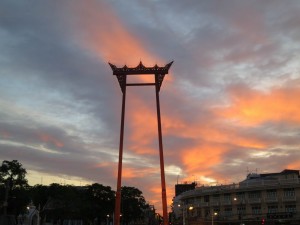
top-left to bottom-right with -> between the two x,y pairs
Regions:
114,76 -> 126,225
155,74 -> 168,225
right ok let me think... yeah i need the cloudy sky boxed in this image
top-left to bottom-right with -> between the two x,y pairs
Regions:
1,0 -> 300,213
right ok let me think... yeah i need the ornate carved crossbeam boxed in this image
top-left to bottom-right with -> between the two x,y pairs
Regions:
109,61 -> 173,93
109,61 -> 173,75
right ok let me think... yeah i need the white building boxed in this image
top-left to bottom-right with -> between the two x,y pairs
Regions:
173,169 -> 300,225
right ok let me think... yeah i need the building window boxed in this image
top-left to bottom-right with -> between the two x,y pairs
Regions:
213,208 -> 220,213
266,190 -> 277,197
252,206 -> 261,215
284,188 -> 295,197
196,208 -> 202,218
204,209 -> 210,218
236,192 -> 245,200
237,206 -> 246,215
224,194 -> 230,199
248,191 -> 261,199
248,191 -> 261,203
268,205 -> 278,213
224,207 -> 232,216
212,195 -> 219,201
285,205 -> 296,213
204,195 -> 209,202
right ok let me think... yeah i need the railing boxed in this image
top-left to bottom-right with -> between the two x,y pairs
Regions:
221,199 -> 232,205
265,196 -> 278,202
200,202 -> 209,207
248,198 -> 261,203
282,195 -> 296,201
210,201 -> 219,206
240,178 -> 300,188
223,211 -> 234,217
178,178 -> 300,202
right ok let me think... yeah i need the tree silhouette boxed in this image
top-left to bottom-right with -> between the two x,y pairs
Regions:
121,186 -> 149,225
0,160 -> 28,190
0,160 -> 29,216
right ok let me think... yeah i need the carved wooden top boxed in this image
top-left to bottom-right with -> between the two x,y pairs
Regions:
109,61 -> 173,75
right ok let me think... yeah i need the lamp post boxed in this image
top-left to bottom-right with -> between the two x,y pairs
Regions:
211,212 -> 217,225
234,197 -> 239,223
107,215 -> 110,225
178,204 -> 194,225
178,204 -> 185,225
188,205 -> 194,223
234,197 -> 245,225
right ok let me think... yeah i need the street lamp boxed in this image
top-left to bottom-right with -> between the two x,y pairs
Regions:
187,205 -> 194,225
234,197 -> 245,225
178,204 -> 185,225
211,212 -> 217,225
234,197 -> 240,222
178,204 -> 193,225
107,215 -> 110,225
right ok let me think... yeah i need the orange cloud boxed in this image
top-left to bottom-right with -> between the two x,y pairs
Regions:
69,0 -> 173,156
221,84 -> 300,126
181,144 -> 225,173
157,83 -> 300,184
68,0 -> 170,83
67,1 -> 177,213
68,1 -> 299,213
287,161 -> 300,170
125,95 -> 158,154
122,167 -> 138,179
150,184 -> 174,213
163,108 -> 267,155
38,133 -> 64,148
120,167 -> 159,179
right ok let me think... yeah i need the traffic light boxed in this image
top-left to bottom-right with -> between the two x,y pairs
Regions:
261,218 -> 265,225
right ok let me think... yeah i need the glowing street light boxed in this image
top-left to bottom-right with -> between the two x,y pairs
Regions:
212,212 -> 218,225
234,197 -> 244,224
177,204 -> 185,225
107,214 -> 110,225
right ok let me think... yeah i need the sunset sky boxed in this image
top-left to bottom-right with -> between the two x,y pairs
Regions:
1,0 -> 300,213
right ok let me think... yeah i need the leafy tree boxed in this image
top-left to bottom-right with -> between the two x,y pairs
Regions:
121,186 -> 150,225
0,160 -> 29,215
29,184 -> 49,210
0,160 -> 28,190
30,183 -> 115,224
84,183 -> 115,224
0,160 -> 153,225
42,183 -> 82,223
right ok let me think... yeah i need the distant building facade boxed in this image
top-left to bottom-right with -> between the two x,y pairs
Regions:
173,169 -> 300,225
175,182 -> 197,197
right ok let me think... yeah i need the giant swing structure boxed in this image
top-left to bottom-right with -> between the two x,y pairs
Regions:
109,61 -> 173,225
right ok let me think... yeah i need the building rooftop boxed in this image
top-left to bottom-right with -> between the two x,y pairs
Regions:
177,169 -> 300,199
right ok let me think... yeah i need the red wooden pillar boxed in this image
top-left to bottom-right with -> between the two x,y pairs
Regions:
114,75 -> 126,225
155,74 -> 168,225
